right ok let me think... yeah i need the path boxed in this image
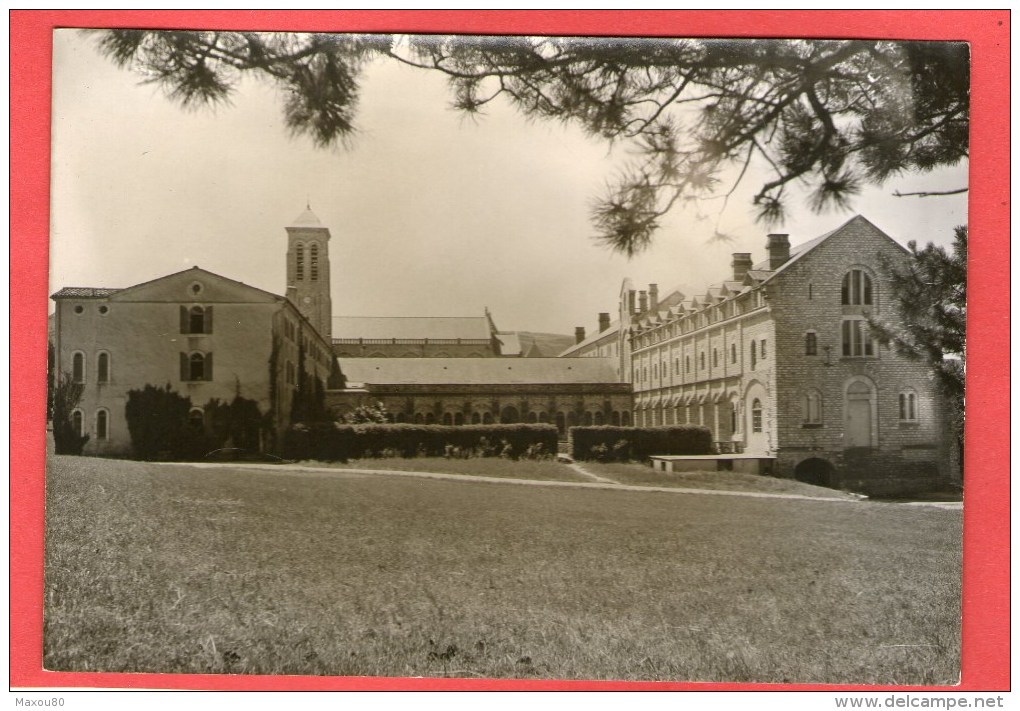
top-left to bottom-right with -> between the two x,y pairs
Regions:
169,460 -> 966,507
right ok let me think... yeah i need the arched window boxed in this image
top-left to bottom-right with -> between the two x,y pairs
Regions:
611,411 -> 621,426
621,411 -> 632,426
731,344 -> 737,364
841,269 -> 873,305
95,409 -> 109,440
425,412 -> 436,424
471,412 -> 481,425
751,398 -> 763,433
538,412 -> 550,424
295,242 -> 305,280
594,411 -> 605,426
190,306 -> 205,334
805,332 -> 818,356
97,351 -> 110,383
899,390 -> 919,422
414,413 -> 424,424
72,351 -> 85,384
527,411 -> 538,423
188,407 -> 204,430
72,409 -> 84,437
442,412 -> 453,426
803,390 -> 823,425
310,243 -> 319,281
185,352 -> 210,381
760,340 -> 767,358
583,412 -> 593,426
454,412 -> 464,426
482,412 -> 493,425
750,341 -> 757,369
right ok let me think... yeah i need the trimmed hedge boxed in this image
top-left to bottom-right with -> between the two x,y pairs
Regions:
282,423 -> 559,462
570,425 -> 713,462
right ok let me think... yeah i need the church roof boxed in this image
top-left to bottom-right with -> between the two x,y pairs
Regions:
338,357 -> 623,385
332,316 -> 493,341
289,206 -> 324,228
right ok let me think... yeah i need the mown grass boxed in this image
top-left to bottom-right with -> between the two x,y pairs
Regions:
44,456 -> 961,683
306,456 -> 589,482
586,462 -> 863,500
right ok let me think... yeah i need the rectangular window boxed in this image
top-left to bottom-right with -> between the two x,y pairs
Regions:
842,319 -> 874,357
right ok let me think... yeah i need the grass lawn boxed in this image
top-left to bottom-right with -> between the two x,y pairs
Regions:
44,455 -> 961,683
585,462 -> 863,500
305,456 -> 590,482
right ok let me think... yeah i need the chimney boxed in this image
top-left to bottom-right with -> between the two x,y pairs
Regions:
731,253 -> 753,281
628,289 -> 637,315
598,312 -> 611,333
649,284 -> 659,312
574,326 -> 586,344
767,234 -> 791,270
638,290 -> 648,313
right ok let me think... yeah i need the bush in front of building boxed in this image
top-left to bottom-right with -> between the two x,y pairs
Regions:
570,425 -> 713,462
281,423 -> 559,462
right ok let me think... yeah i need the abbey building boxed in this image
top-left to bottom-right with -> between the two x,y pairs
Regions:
51,209 -> 950,492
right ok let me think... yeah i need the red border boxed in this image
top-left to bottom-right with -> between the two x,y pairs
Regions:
11,10 -> 1009,691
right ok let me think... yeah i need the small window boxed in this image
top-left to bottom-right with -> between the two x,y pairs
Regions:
96,409 -> 109,440
761,340 -> 767,359
803,391 -> 823,425
899,391 -> 919,422
685,356 -> 690,373
190,306 -> 205,334
712,349 -> 719,367
98,305 -> 109,315
699,352 -> 705,370
73,304 -> 84,314
750,341 -> 757,369
181,351 -> 213,382
181,305 -> 213,334
731,343 -> 737,364
805,332 -> 818,356
97,352 -> 110,383
72,351 -> 85,384
189,407 -> 204,429
190,353 -> 206,381
808,283 -> 813,300
751,399 -> 763,433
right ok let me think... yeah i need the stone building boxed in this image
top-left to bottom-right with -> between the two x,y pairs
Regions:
50,264 -> 335,456
565,215 -> 947,492
329,357 -> 631,435
333,314 -> 503,358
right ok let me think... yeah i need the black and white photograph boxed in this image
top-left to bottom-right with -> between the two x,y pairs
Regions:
43,26 -> 969,685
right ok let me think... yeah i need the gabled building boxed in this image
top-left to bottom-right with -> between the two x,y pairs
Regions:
51,213 -> 337,456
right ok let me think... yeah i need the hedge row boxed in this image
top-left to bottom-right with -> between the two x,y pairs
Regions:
570,425 -> 713,461
282,423 -> 560,461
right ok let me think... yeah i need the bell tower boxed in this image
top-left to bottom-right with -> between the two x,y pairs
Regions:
285,204 -> 332,341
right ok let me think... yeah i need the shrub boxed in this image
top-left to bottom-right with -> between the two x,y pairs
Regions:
570,426 -> 712,461
281,423 -> 559,462
51,371 -> 89,455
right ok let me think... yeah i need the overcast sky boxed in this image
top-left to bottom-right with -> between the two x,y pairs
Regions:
49,29 -> 969,334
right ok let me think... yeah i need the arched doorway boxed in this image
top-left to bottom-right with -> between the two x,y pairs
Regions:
500,406 -> 520,424
844,377 -> 877,449
743,381 -> 769,454
794,458 -> 836,488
